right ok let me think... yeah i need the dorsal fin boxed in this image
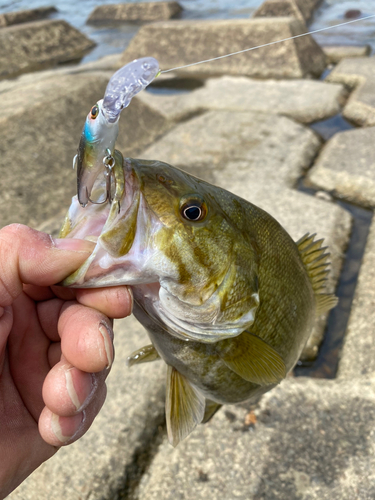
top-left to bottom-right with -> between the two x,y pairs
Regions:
296,233 -> 338,314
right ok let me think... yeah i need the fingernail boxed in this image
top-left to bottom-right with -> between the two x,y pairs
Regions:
51,412 -> 84,444
52,237 -> 95,253
98,323 -> 114,369
65,367 -> 93,412
127,286 -> 134,314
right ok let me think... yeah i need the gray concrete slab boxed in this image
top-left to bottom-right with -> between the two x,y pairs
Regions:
0,70 -> 170,230
0,7 -> 56,27
8,315 -> 166,500
253,0 -> 322,23
88,1 -> 182,23
338,215 -> 375,379
323,45 -> 371,64
135,376 -> 375,500
140,76 -> 346,124
141,110 -> 321,188
327,56 -> 375,126
307,126 -> 375,209
120,18 -> 326,79
0,20 -> 95,80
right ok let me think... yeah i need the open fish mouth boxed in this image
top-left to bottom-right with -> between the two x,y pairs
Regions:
60,154 -> 162,288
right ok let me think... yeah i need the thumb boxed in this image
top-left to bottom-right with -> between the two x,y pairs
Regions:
0,224 -> 94,307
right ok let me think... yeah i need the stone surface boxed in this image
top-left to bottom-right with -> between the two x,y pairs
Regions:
253,0 -> 322,23
323,45 -> 371,64
141,76 -> 346,124
338,217 -> 375,379
307,127 -> 375,209
0,20 -> 95,80
8,314 -> 167,500
0,69 -> 170,230
88,1 -> 182,23
135,376 -> 375,500
141,110 -> 321,188
0,7 -> 56,27
327,56 -> 375,127
121,18 -> 326,79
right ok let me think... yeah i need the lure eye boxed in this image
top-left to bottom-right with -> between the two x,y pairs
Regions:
90,105 -> 99,119
180,198 -> 207,222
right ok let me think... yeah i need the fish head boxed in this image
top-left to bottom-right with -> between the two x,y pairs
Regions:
61,158 -> 260,343
76,99 -> 119,207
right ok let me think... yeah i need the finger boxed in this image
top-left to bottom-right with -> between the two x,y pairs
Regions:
58,303 -> 114,373
0,306 -> 13,371
42,358 -> 109,417
0,224 -> 94,307
48,342 -> 62,368
39,384 -> 107,446
75,286 -> 133,319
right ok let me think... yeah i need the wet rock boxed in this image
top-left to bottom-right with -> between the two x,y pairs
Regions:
307,126 -> 375,209
0,6 -> 57,27
135,376 -> 375,500
140,76 -> 346,124
338,217 -> 375,379
253,0 -> 322,24
121,18 -> 326,79
322,45 -> 371,64
88,1 -> 182,23
0,20 -> 95,79
327,56 -> 375,127
0,69 -> 170,230
141,110 -> 321,188
344,9 -> 362,19
8,314 -> 166,500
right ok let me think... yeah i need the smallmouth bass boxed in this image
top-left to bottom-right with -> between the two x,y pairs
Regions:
60,151 -> 337,446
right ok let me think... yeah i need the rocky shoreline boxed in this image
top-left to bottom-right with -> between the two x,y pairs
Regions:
2,1 -> 375,499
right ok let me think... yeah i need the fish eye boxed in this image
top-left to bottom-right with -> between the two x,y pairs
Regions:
90,105 -> 99,119
180,198 -> 207,222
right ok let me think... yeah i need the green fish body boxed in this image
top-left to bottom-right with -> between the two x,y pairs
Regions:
61,153 -> 337,446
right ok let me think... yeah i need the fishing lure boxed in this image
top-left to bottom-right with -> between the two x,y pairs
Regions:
74,56 -> 160,207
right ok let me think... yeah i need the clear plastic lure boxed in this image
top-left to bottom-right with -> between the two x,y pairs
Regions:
74,57 -> 160,207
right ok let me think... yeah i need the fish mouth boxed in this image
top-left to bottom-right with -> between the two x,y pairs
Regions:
61,157 -> 150,287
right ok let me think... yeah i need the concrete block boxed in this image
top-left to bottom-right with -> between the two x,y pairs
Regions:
0,20 -> 95,79
323,45 -> 371,64
141,110 -> 321,188
307,127 -> 375,209
140,76 -> 346,124
88,1 -> 182,23
338,217 -> 375,379
0,7 -> 56,27
327,56 -> 375,126
120,17 -> 326,79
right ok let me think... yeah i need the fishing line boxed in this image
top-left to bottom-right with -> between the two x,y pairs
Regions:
160,14 -> 375,74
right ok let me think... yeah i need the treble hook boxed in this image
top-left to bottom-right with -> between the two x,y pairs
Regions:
87,149 -> 116,205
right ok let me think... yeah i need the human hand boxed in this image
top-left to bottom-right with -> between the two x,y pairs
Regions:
0,224 -> 132,498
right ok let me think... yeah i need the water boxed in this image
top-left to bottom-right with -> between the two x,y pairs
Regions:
1,0 -> 375,63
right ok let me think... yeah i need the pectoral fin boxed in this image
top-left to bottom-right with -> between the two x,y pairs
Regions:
127,344 -> 160,367
218,331 -> 286,385
166,366 -> 205,447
